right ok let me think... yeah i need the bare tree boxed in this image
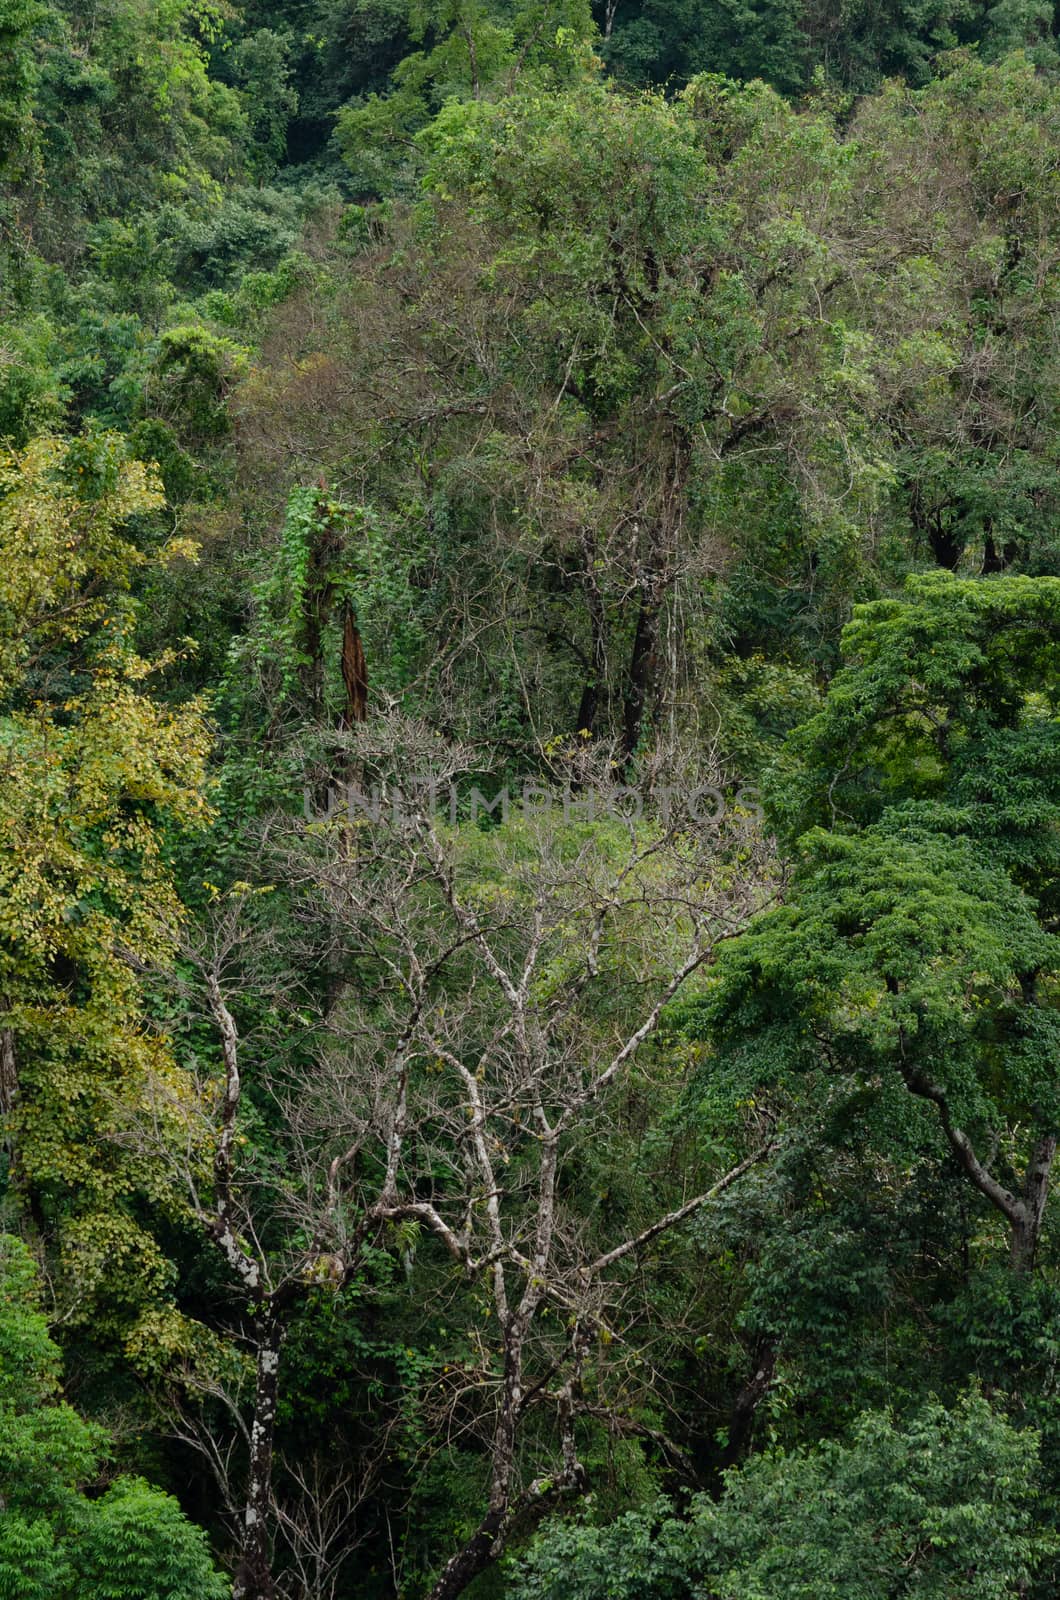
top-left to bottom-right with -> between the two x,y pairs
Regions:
139,903 -> 343,1600
144,720 -> 776,1599
273,1452 -> 377,1600
281,720 -> 778,1600
133,874 -> 394,1600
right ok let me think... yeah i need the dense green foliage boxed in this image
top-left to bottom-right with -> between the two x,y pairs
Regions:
511,1394 -> 1051,1599
2,3 -> 1060,1598
0,1235 -> 228,1599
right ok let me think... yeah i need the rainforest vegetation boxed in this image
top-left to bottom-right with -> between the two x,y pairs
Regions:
2,2 -> 1060,1597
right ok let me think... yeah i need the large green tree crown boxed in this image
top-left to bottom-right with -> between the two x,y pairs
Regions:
765,574 -> 1060,898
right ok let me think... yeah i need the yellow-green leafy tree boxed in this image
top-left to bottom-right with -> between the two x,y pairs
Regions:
0,431 -> 212,1370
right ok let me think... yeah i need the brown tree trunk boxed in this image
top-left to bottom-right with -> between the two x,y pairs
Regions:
0,1027 -> 16,1118
232,1314 -> 284,1600
339,600 -> 368,729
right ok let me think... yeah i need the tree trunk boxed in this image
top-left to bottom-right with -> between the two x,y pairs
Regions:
982,525 -> 1018,575
427,1327 -> 525,1600
902,1065 -> 1055,1277
720,1341 -> 776,1468
1010,1133 -> 1057,1273
910,484 -> 964,571
622,569 -> 662,764
983,526 -> 1003,574
0,1027 -> 16,1118
299,492 -> 345,723
339,600 -> 368,729
427,1508 -> 506,1600
622,454 -> 684,766
575,559 -> 608,738
233,1314 -> 284,1600
926,520 -> 965,571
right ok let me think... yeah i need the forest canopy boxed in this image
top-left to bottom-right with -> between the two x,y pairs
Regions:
2,3 -> 1060,1598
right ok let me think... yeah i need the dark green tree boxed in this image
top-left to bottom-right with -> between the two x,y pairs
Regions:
0,1235 -> 229,1600
510,1392 -> 1050,1600
696,575 -> 1060,1271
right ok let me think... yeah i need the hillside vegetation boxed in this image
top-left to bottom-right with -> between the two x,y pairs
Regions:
2,5 -> 1060,1598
